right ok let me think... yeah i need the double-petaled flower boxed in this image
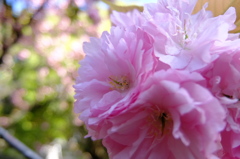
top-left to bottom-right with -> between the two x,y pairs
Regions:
74,0 -> 240,158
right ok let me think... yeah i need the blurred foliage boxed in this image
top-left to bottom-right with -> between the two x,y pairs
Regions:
0,0 -> 110,158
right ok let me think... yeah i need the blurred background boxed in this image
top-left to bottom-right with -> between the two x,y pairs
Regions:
0,0 -> 239,159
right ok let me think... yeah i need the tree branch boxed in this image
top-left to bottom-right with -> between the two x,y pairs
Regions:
0,0 -> 49,65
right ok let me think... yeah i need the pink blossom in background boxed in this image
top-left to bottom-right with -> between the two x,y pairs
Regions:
103,70 -> 226,159
143,0 -> 236,71
74,26 -> 158,139
111,0 -> 237,71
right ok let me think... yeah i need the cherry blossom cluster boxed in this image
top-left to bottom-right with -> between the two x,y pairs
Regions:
74,0 -> 240,158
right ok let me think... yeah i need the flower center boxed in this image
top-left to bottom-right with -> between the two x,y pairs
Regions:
223,92 -> 240,101
176,19 -> 197,48
108,75 -> 130,91
147,109 -> 173,138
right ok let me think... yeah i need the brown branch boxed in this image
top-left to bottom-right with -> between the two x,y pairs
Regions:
0,0 -> 49,65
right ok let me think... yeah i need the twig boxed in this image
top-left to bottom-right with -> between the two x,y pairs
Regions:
0,0 -> 49,65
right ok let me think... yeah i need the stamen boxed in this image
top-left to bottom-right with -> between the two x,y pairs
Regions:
223,93 -> 233,99
147,109 -> 173,138
158,112 -> 171,136
109,76 -> 130,91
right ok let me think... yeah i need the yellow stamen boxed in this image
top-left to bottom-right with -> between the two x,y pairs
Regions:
109,76 -> 130,91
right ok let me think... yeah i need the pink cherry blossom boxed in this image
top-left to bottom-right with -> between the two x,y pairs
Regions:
111,9 -> 145,28
142,0 -> 237,71
203,49 -> 240,105
220,107 -> 240,158
202,49 -> 240,158
74,26 -> 158,139
111,0 -> 237,71
103,70 -> 226,159
73,0 -> 240,158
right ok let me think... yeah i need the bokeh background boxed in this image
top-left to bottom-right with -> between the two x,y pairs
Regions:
0,0 -> 239,159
